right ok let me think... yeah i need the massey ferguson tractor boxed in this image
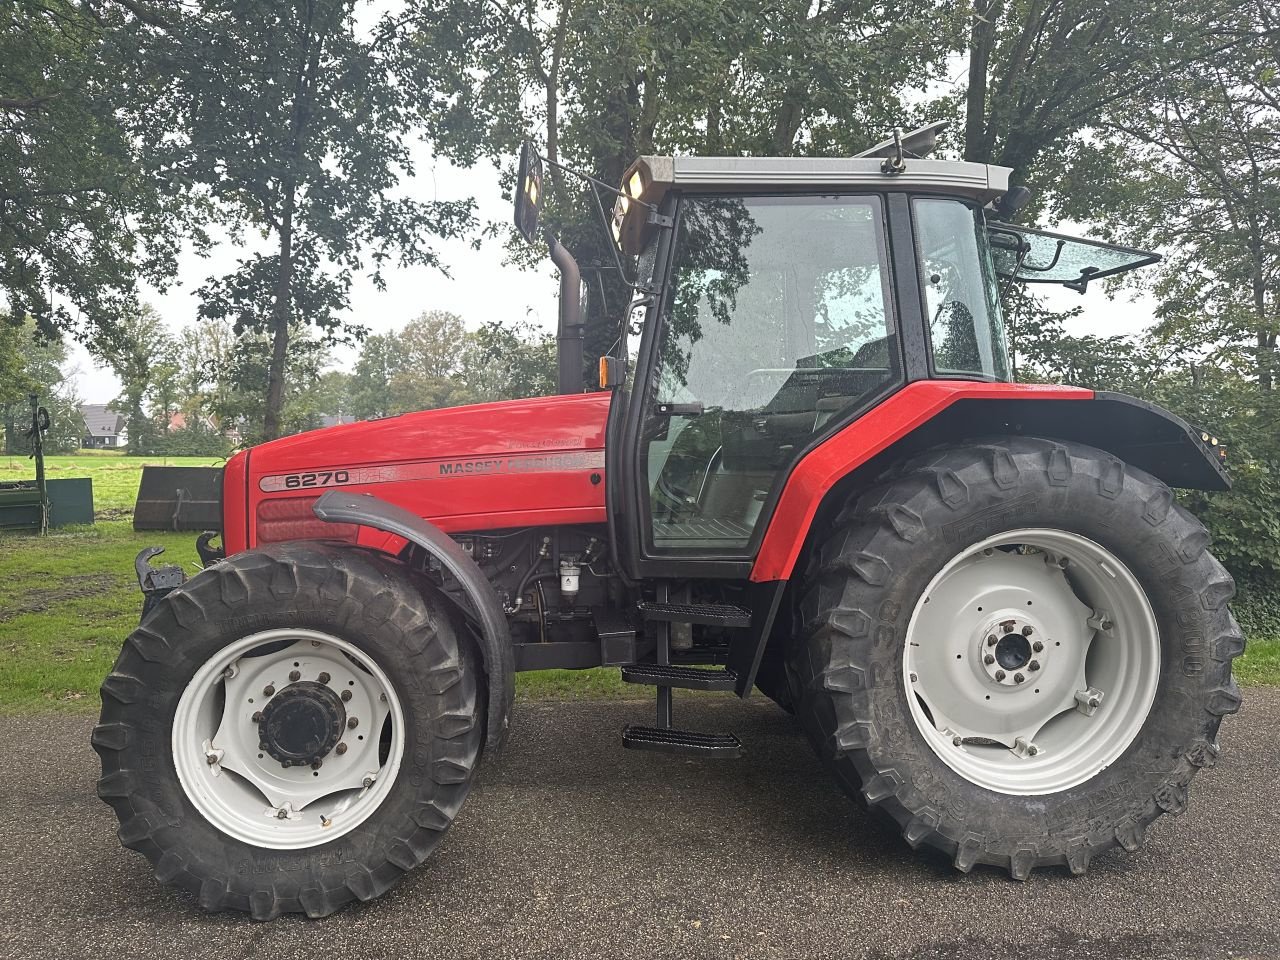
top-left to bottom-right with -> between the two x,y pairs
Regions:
94,123 -> 1242,919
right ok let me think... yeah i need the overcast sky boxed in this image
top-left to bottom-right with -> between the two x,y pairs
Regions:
68,149 -> 1154,406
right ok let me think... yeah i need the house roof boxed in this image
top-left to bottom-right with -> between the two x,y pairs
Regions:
80,404 -> 126,437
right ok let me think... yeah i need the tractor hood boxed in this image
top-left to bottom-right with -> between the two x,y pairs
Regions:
224,392 -> 611,554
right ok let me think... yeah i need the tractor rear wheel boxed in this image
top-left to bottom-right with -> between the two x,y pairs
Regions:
93,540 -> 484,918
787,437 -> 1244,878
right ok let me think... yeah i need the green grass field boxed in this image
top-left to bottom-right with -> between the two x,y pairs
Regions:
0,453 -> 1274,712
0,451 -> 225,518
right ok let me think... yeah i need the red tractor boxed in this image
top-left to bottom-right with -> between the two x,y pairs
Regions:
95,124 -> 1242,918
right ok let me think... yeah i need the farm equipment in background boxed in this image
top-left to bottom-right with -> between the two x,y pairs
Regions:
132,465 -> 224,532
97,122 -> 1242,919
0,394 -> 94,533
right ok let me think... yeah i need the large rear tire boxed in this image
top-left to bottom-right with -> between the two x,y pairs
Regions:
93,540 -> 484,918
786,437 -> 1244,878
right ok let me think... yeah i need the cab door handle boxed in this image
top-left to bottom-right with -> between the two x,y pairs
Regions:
654,402 -> 704,417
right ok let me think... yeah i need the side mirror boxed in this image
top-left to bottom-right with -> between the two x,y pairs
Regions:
993,185 -> 1032,221
514,140 -> 544,244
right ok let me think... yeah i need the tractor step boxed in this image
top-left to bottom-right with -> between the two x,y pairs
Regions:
636,600 -> 751,628
621,663 -> 738,691
622,725 -> 743,758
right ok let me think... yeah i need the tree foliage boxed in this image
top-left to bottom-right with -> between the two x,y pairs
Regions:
0,317 -> 82,454
144,0 -> 478,439
346,311 -> 555,419
0,1 -> 188,340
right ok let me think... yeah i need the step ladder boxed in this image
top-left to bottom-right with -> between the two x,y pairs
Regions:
621,585 -> 749,759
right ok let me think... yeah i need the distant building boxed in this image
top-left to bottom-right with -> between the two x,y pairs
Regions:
319,414 -> 358,429
167,410 -> 244,448
80,405 -> 128,449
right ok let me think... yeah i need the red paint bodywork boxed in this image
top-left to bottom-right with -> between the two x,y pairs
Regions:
223,380 -> 1092,582
749,381 -> 1093,582
223,392 -> 611,557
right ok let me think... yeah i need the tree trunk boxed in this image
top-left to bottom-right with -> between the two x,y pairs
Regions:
263,182 -> 296,441
963,0 -> 998,161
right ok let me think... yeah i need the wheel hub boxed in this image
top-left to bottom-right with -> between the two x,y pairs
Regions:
258,681 -> 346,767
979,615 -> 1049,686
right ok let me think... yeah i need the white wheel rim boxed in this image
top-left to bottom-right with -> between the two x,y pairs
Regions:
903,528 -> 1160,795
172,628 -> 405,849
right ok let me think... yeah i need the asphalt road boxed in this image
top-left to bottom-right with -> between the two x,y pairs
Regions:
1,690 -> 1277,960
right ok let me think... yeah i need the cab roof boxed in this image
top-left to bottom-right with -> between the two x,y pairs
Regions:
626,155 -> 1011,204
613,153 -> 1014,254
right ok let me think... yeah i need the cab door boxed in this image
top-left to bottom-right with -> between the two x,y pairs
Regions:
612,191 -> 903,579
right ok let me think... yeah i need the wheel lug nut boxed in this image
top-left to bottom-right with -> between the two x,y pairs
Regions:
1028,660 -> 1041,672
952,735 -> 963,746
984,654 -> 995,665
340,689 -> 352,702
348,717 -> 359,729
259,741 -> 268,751
263,684 -> 275,696
317,672 -> 331,685
311,760 -> 322,770
1022,625 -> 1033,636
252,711 -> 264,723
289,670 -> 301,682
1002,623 -> 1014,634
995,670 -> 1006,681
276,808 -> 288,819
1032,640 -> 1044,653
986,635 -> 997,646
1014,673 -> 1026,683
335,742 -> 348,755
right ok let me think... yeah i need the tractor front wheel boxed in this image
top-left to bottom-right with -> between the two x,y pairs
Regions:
787,437 -> 1244,877
93,540 -> 484,918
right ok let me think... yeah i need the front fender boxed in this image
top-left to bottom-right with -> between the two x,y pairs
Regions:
313,490 -> 514,753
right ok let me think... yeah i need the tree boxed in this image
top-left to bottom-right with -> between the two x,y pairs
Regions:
1,1 -> 188,340
347,332 -> 401,420
958,0 -> 1267,195
0,316 -> 82,454
459,320 -> 556,402
407,0 -> 958,370
89,303 -> 173,454
387,310 -> 474,412
211,324 -> 333,444
1084,31 -> 1279,393
347,311 -> 555,419
147,0 -> 478,439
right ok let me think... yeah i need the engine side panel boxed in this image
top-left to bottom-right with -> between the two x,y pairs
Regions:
224,392 -> 611,555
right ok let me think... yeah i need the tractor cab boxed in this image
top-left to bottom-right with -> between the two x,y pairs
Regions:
554,131 -> 1161,582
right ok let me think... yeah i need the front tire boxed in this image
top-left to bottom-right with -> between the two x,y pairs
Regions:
93,541 -> 484,918
787,437 -> 1244,878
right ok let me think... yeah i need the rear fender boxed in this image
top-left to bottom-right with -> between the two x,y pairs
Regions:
752,385 -> 1229,585
738,384 -> 1230,695
313,490 -> 514,753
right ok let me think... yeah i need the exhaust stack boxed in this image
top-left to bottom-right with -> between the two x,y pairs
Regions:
547,232 -> 584,395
